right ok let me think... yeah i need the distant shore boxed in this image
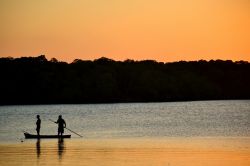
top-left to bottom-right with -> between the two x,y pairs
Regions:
1,55 -> 250,105
1,99 -> 250,106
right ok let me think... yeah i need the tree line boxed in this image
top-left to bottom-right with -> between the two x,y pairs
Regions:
0,55 -> 249,105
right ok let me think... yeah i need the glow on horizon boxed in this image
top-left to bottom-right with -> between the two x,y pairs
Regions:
0,0 -> 250,62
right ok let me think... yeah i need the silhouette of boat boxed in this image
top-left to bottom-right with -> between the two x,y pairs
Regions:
24,132 -> 71,139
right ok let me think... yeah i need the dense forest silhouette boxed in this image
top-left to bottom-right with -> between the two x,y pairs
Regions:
0,55 -> 249,105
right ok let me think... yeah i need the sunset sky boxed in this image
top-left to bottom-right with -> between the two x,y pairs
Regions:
0,0 -> 250,62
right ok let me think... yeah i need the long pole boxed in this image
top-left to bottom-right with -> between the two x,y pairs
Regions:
49,119 -> 83,137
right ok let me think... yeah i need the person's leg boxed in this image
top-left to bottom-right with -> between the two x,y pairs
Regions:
61,128 -> 64,137
58,128 -> 63,137
36,128 -> 40,136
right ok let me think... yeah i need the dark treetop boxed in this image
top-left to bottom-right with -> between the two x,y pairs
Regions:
0,55 -> 249,105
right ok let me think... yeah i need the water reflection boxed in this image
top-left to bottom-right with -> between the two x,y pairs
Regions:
36,139 -> 41,158
1,138 -> 249,166
58,138 -> 65,160
35,138 -> 65,161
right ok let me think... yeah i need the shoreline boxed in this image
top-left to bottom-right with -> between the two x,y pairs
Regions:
1,99 -> 250,106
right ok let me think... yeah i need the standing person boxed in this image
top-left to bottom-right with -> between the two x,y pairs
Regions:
56,115 -> 66,137
36,115 -> 41,136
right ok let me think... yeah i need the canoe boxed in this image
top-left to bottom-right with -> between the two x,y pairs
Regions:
24,132 -> 71,139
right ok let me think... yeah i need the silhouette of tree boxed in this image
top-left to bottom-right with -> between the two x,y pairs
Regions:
0,55 -> 249,105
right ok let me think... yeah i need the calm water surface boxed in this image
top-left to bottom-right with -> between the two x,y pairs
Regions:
0,100 -> 249,142
1,100 -> 250,166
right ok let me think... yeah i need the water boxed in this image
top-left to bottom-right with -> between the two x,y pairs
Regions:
1,138 -> 250,166
1,100 -> 250,166
0,100 -> 250,142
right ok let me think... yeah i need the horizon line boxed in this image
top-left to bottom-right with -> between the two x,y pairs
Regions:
1,55 -> 249,64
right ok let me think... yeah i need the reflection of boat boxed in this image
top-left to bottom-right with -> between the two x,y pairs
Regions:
24,132 -> 71,139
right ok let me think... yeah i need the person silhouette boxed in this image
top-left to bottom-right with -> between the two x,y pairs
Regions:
56,115 -> 66,137
36,115 -> 41,136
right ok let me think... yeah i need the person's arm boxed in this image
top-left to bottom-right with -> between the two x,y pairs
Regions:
64,120 -> 66,128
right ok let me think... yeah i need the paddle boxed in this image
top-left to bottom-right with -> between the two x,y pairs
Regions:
49,119 -> 83,137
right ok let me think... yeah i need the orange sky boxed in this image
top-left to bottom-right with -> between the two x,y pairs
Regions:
0,0 -> 250,62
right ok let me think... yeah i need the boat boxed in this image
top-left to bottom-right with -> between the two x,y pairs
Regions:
24,132 -> 71,139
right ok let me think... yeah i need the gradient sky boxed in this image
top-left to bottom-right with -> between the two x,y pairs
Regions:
1,0 -> 250,62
